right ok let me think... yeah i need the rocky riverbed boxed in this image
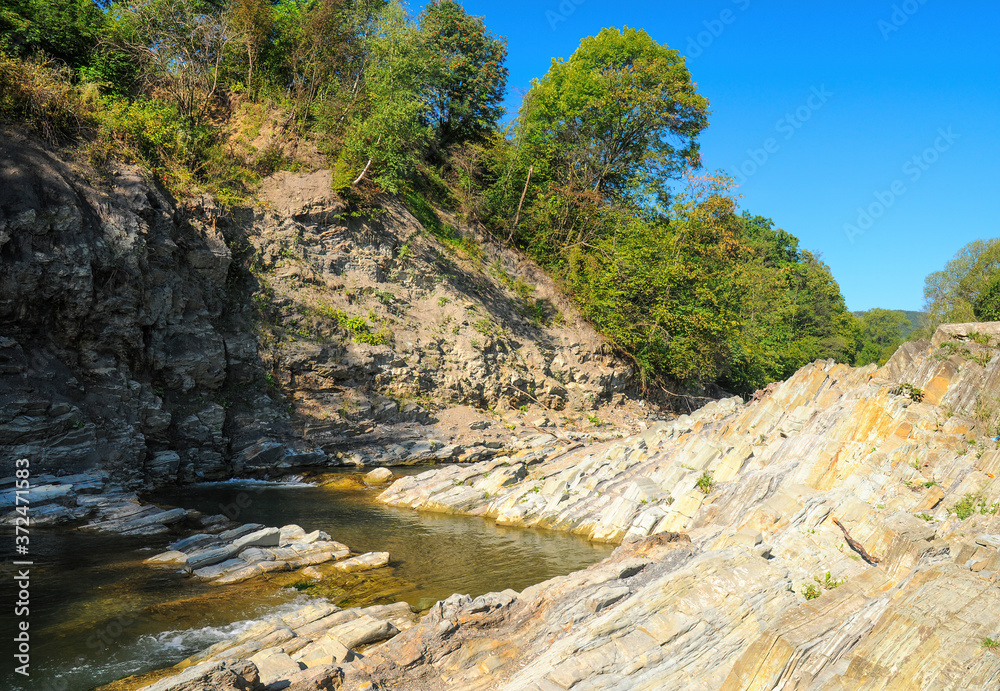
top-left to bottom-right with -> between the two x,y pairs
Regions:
128,322 -> 1000,690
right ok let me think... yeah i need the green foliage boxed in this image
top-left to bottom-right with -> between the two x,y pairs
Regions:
890,383 -> 924,402
0,53 -> 90,140
922,239 -> 1000,335
338,2 -> 430,193
518,26 -> 708,205
815,571 -> 846,590
695,471 -> 714,495
853,308 -> 912,366
418,0 -> 507,149
951,493 -> 1000,521
0,0 -> 106,68
801,583 -> 821,600
982,637 -> 1000,650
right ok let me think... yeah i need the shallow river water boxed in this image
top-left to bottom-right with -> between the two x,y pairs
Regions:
1,472 -> 614,691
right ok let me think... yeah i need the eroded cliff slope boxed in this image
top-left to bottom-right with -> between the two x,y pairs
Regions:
0,132 -> 642,488
338,322 -> 1000,690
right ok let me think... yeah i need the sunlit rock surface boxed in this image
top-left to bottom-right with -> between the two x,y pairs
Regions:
140,324 -> 1000,690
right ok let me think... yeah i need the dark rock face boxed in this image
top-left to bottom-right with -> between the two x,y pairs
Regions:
0,130 -> 290,486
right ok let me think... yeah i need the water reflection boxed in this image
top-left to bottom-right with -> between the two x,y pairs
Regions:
0,474 -> 613,690
152,478 -> 614,607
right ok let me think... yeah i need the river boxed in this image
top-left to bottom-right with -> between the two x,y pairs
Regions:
1,472 -> 614,691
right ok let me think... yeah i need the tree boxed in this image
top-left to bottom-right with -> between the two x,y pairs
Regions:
923,239 -> 1000,332
974,274 -> 1000,322
229,0 -> 273,88
568,175 -> 752,387
0,0 -> 106,68
418,0 -> 507,150
336,1 -> 429,192
853,308 -> 911,366
109,0 -> 234,122
518,26 -> 709,205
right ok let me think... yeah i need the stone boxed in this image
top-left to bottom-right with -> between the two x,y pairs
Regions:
186,545 -> 240,571
325,615 -> 399,649
976,534 -> 1000,550
280,524 -> 308,543
233,527 -> 281,551
332,552 -> 390,573
247,651 -> 304,687
284,664 -> 344,691
137,660 -> 263,691
363,467 -> 394,485
145,551 -> 188,565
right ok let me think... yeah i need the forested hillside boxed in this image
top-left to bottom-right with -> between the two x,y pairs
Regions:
1,0 -> 893,394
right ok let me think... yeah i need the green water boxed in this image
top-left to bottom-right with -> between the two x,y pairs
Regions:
1,474 -> 614,691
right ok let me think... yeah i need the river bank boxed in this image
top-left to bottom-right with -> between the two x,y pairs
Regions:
0,473 -> 612,691
128,324 -> 1000,691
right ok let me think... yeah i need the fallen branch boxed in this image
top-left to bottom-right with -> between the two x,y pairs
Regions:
352,158 -> 372,185
832,517 -> 880,565
507,165 -> 533,244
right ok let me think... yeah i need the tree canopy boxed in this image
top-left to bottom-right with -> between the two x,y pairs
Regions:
519,26 -> 708,205
0,5 -> 868,397
923,239 -> 1000,332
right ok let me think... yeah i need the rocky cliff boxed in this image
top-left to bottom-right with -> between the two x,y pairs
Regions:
132,322 -> 1000,691
0,131 -> 643,488
325,322 -> 1000,690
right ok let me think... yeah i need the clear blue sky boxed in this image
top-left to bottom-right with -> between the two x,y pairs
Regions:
417,0 -> 1000,312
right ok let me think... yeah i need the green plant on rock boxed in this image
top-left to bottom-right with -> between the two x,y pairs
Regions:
968,331 -> 994,347
801,583 -> 821,601
696,471 -> 714,495
815,571 -> 846,590
889,383 -> 924,402
951,492 -> 1000,520
982,637 -> 1000,650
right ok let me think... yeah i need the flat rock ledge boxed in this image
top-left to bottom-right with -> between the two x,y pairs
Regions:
346,329 -> 1000,689
138,599 -> 419,691
145,522 -> 388,586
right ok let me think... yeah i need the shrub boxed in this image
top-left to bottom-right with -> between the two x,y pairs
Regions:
890,383 -> 924,402
696,471 -> 714,495
0,55 -> 90,141
951,492 -> 1000,520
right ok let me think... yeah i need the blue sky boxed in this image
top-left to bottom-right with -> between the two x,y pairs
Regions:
417,0 -> 1000,312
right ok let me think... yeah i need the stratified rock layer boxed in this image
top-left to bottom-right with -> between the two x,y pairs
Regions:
345,324 -> 1000,690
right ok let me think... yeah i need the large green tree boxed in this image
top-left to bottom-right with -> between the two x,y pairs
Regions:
418,0 -> 506,150
518,26 -> 708,205
0,0 -> 105,67
852,308 -> 911,366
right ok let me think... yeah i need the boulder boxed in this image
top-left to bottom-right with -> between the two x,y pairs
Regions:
363,467 -> 394,485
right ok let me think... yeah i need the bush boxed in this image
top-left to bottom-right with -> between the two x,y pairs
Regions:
951,493 -> 999,521
0,54 -> 91,141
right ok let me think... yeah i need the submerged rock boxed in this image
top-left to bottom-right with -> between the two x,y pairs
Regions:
363,467 -> 394,485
